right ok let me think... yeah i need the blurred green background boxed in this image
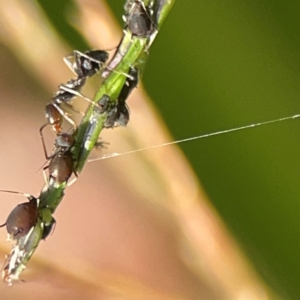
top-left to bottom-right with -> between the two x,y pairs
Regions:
37,0 -> 300,299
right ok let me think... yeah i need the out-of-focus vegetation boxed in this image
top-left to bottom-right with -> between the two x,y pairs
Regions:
108,1 -> 300,299
0,0 -> 299,299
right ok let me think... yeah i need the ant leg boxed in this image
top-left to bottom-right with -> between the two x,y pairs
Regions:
73,50 -> 104,65
66,172 -> 78,187
54,104 -> 77,130
63,54 -> 77,75
94,139 -> 109,151
0,190 -> 32,198
56,100 -> 85,118
42,217 -> 56,240
43,166 -> 50,188
104,63 -> 135,80
39,123 -> 52,160
115,69 -> 135,80
59,85 -> 96,106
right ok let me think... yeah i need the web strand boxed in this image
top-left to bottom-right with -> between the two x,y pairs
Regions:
88,113 -> 300,162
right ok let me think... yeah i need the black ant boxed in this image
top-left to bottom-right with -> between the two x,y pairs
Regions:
40,101 -> 76,186
40,51 -> 136,184
44,77 -> 91,131
42,85 -> 82,133
42,49 -> 109,134
43,89 -> 80,133
39,50 -> 109,169
97,66 -> 139,128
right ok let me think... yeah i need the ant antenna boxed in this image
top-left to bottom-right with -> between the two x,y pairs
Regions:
0,189 -> 33,199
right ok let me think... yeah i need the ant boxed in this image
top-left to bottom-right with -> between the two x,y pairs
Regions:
44,78 -> 90,131
97,66 -> 139,128
42,49 -> 110,133
40,101 -> 76,186
40,51 -> 137,185
42,81 -> 84,132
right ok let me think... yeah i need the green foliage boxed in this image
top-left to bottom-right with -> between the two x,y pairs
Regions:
144,1 -> 300,299
37,0 -> 89,49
